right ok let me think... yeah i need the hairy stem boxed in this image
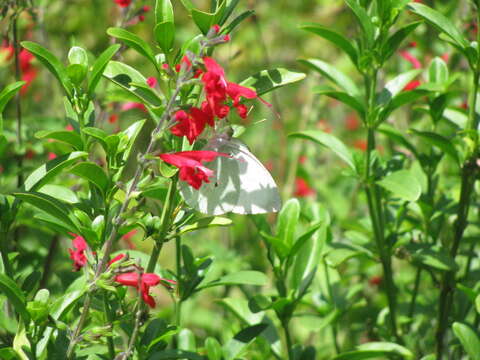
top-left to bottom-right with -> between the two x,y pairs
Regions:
363,71 -> 400,342
435,8 -> 480,358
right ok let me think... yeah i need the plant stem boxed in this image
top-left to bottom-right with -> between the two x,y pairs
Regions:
39,235 -> 59,289
175,236 -> 182,328
363,72 -> 400,342
103,293 -> 115,359
0,231 -> 13,278
66,72 -> 187,360
12,14 -> 23,189
435,8 -> 480,358
408,268 -> 422,321
281,319 -> 294,360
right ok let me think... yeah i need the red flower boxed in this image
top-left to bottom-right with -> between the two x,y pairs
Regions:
108,253 -> 126,266
147,77 -> 157,88
68,235 -> 88,271
159,151 -> 229,189
121,102 -> 147,112
170,108 -> 213,145
114,0 -> 131,7
294,178 -> 315,197
115,272 -> 176,308
48,152 -> 57,160
353,139 -> 367,152
108,114 -> 118,124
403,80 -> 421,91
345,113 -> 360,131
175,54 -> 193,73
17,49 -> 37,95
399,50 -> 421,69
369,276 -> 382,286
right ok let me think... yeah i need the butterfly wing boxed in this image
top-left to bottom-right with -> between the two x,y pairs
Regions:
179,137 -> 281,215
225,139 -> 281,214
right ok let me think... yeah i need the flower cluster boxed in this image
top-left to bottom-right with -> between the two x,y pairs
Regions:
109,254 -> 176,308
170,56 -> 269,145
68,235 -> 88,271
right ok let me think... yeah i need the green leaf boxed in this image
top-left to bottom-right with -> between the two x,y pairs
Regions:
177,216 -> 232,235
377,170 -> 422,202
0,81 -> 25,114
0,274 -> 30,324
409,129 -> 459,164
334,343 -> 413,359
68,162 -> 109,194
428,57 -> 449,84
0,348 -> 20,360
239,68 -> 306,97
66,63 -> 87,85
13,191 -> 78,231
155,0 -> 174,24
289,130 -> 356,171
344,0 -> 375,47
106,28 -> 159,71
378,124 -> 419,158
301,23 -> 357,65
277,198 -> 300,249
68,46 -> 88,67
104,61 -> 163,107
0,82 -> 25,133
381,89 -> 429,120
199,271 -> 267,290
223,324 -> 268,360
149,350 -> 203,360
191,1 -> 226,34
223,10 -> 254,35
407,3 -> 469,50
23,151 -> 88,192
411,245 -> 458,272
382,22 -> 421,62
299,59 -> 360,97
260,232 -> 290,260
178,329 -> 196,352
154,22 -> 175,54
82,127 -> 109,152
35,130 -> 83,150
377,69 -> 422,105
452,322 -> 480,360
87,44 -> 121,97
205,337 -> 222,360
313,88 -> 365,117
21,41 -> 73,97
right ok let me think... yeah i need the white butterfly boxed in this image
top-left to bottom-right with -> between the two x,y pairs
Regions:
179,134 -> 281,215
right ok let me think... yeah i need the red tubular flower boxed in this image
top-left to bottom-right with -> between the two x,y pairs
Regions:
403,80 -> 421,91
399,50 -> 421,69
159,151 -> 229,189
68,235 -> 88,271
147,77 -> 157,88
108,253 -> 126,266
115,272 -> 176,308
294,178 -> 315,198
114,0 -> 131,7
